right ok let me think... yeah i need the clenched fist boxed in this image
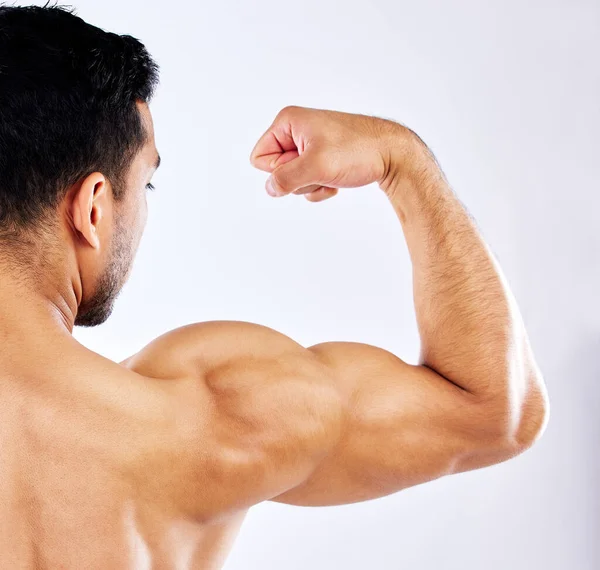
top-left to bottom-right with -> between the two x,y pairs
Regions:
249,106 -> 418,202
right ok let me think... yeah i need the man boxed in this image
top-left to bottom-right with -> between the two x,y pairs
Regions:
0,4 -> 548,569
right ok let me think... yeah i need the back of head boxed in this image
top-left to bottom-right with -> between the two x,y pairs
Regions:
0,2 -> 159,263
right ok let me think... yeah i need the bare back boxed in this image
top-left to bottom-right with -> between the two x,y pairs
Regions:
0,338 -> 248,570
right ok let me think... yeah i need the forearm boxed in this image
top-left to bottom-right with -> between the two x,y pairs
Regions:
378,126 -> 543,414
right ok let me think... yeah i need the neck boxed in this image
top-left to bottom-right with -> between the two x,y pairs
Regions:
0,254 -> 81,338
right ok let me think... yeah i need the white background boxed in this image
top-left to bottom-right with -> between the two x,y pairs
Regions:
56,0 -> 599,568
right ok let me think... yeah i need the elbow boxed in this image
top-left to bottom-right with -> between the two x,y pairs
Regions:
511,377 -> 550,452
487,372 -> 550,457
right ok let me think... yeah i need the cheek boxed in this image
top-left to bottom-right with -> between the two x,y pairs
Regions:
137,192 -> 148,222
138,199 -> 149,238
126,197 -> 147,241
142,197 -> 149,225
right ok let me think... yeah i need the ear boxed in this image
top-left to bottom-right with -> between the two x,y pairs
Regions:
71,172 -> 110,250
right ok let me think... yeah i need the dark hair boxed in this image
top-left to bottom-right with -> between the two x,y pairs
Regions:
0,2 -> 159,239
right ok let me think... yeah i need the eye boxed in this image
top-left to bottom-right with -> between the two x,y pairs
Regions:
146,183 -> 156,192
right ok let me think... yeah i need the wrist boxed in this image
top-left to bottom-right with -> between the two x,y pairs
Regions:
376,121 -> 443,200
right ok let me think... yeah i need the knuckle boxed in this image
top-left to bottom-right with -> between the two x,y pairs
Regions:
279,105 -> 300,118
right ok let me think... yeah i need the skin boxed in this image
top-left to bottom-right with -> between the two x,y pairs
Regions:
0,102 -> 549,569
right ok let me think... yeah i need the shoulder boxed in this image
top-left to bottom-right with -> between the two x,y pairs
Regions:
121,320 -> 320,381
120,320 -> 344,513
122,320 -> 341,442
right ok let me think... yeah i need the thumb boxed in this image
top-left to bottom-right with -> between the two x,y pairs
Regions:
269,149 -> 325,195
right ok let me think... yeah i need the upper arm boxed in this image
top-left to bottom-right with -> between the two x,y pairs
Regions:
122,320 -> 545,514
270,341 -> 523,507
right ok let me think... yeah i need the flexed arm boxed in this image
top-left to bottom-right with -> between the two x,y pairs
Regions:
245,106 -> 549,506
126,106 -> 549,516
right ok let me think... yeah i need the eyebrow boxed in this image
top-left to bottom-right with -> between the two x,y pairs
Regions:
154,153 -> 161,170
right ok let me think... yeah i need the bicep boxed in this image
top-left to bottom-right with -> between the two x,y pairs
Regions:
269,341 -> 512,507
206,335 -> 504,511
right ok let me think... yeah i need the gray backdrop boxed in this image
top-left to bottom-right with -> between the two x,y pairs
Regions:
65,0 -> 599,568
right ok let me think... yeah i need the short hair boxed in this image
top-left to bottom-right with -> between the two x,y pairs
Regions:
0,2 -> 159,239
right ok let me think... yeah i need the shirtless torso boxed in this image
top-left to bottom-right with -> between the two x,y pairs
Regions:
0,105 -> 549,569
1,324 -> 259,569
